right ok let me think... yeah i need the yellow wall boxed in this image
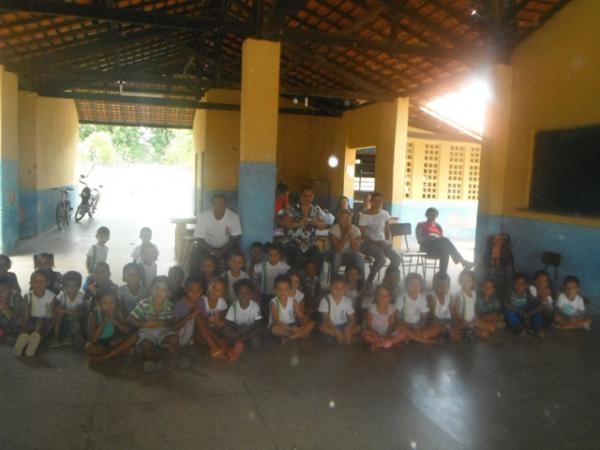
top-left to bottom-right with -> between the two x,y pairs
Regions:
1,68 -> 19,161
18,93 -> 79,190
498,0 -> 600,227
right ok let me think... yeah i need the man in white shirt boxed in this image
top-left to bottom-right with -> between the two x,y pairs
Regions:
190,194 -> 242,275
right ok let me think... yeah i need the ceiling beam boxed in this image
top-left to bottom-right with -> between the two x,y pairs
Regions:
0,0 -> 253,35
40,90 -> 341,117
265,0 -> 307,33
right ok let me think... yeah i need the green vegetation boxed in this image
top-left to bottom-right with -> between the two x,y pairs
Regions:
79,124 -> 193,165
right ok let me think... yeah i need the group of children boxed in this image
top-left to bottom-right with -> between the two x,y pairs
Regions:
0,229 -> 592,372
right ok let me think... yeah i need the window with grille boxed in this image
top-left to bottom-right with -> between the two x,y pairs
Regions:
422,144 -> 440,199
467,146 -> 481,200
404,141 -> 414,198
447,145 -> 465,199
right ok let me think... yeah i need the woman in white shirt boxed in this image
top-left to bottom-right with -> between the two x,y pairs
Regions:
358,192 -> 401,285
328,209 -> 365,278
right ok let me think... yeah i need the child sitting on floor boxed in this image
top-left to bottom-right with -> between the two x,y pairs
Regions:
0,254 -> 21,302
86,226 -> 110,275
86,290 -> 137,366
14,270 -> 56,357
288,270 -> 307,315
50,271 -> 86,347
128,276 -> 178,373
85,262 -> 118,308
247,241 -> 265,278
504,272 -> 543,337
35,253 -> 62,294
196,278 -> 243,361
454,270 -> 498,339
427,272 -> 461,341
379,266 -> 402,301
269,275 -> 314,342
254,243 -> 290,307
225,251 -> 250,303
475,278 -> 506,332
0,277 -> 19,339
362,284 -> 406,351
200,254 -> 220,286
554,275 -> 592,330
171,276 -> 204,367
117,263 -> 149,315
345,265 -> 364,311
397,273 -> 441,345
318,275 -> 361,344
167,266 -> 185,302
530,270 -> 555,325
301,260 -> 321,304
222,279 -> 264,348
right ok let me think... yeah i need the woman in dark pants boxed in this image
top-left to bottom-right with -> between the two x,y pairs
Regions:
416,207 -> 474,274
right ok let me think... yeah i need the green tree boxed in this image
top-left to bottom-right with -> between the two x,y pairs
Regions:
82,131 -> 120,165
164,129 -> 193,165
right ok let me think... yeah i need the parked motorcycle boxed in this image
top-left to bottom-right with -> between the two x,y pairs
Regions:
74,174 -> 102,222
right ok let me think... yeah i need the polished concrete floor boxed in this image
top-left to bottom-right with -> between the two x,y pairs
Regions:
2,326 -> 599,450
4,167 -> 598,449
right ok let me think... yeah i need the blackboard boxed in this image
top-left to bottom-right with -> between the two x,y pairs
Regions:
530,125 -> 600,216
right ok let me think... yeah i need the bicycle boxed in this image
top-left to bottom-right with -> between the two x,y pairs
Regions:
74,175 -> 102,222
54,187 -> 74,230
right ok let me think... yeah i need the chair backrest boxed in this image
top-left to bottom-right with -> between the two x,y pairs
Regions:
390,223 -> 412,251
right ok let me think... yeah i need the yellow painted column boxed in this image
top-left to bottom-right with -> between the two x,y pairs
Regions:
475,64 -> 513,262
375,97 -> 409,216
238,38 -> 281,248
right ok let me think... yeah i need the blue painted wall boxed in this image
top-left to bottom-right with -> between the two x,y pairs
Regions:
0,160 -> 20,253
19,184 -> 78,239
238,161 -> 276,250
476,213 -> 600,303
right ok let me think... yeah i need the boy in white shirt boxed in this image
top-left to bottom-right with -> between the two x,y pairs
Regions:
554,275 -> 591,330
225,251 -> 250,303
221,279 -> 263,347
50,271 -> 86,347
318,275 -> 361,344
254,243 -> 290,305
397,273 -> 442,345
14,270 -> 56,357
86,226 -> 110,274
131,227 -> 159,264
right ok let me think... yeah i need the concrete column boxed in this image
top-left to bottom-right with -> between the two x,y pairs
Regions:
238,38 -> 281,248
375,98 -> 409,217
475,64 -> 513,263
0,67 -> 20,253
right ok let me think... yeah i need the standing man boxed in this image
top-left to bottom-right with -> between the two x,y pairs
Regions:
189,194 -> 242,276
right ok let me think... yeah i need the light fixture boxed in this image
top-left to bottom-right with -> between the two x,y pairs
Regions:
470,9 -> 477,16
292,97 -> 299,104
304,96 -> 309,107
328,155 -> 339,168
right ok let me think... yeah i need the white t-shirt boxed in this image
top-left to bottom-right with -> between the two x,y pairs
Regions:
194,209 -> 242,249
140,262 -> 157,288
254,261 -> 290,295
318,295 -> 355,326
556,293 -> 585,317
398,293 -> 429,325
27,290 -> 55,318
368,303 -> 397,335
329,224 -> 362,252
201,296 -> 228,316
131,243 -> 160,263
226,270 -> 250,301
430,292 -> 453,320
358,210 -> 390,241
456,290 -> 476,322
56,291 -> 85,312
291,289 -> 305,303
86,244 -> 108,270
225,300 -> 262,326
269,296 -> 296,326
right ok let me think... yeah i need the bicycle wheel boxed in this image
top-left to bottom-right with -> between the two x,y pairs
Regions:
74,203 -> 87,222
65,201 -> 71,226
55,202 -> 67,230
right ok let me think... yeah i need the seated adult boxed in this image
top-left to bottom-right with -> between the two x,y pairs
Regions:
281,186 -> 327,270
416,207 -> 473,275
274,182 -> 289,216
358,192 -> 401,285
189,194 -> 242,276
353,193 -> 371,225
328,209 -> 365,277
